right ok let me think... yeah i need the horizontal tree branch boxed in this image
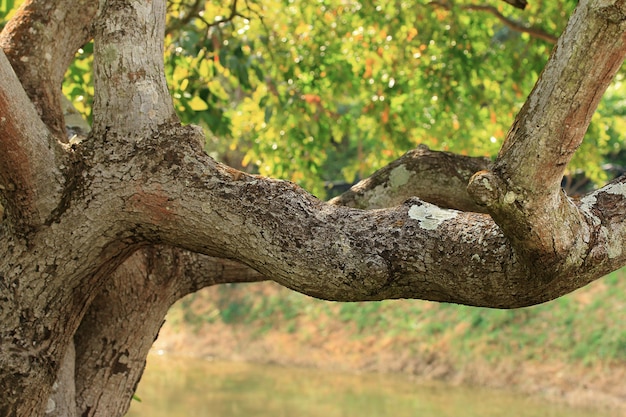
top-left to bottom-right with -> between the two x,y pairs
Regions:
105,125 -> 609,308
329,145 -> 491,213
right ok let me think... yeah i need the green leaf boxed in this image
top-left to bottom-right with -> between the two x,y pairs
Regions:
188,96 -> 209,111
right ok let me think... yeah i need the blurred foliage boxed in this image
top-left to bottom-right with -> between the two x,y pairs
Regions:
0,0 -> 15,31
173,266 -> 626,366
2,0 -> 626,197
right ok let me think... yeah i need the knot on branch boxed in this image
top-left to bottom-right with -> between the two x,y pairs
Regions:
467,170 -> 501,207
468,170 -> 523,211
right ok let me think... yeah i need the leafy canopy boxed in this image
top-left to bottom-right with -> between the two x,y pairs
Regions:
2,0 -> 625,197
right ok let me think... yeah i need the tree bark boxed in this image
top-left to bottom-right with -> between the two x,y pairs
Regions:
0,0 -> 97,139
1,0 -> 626,416
73,247 -> 265,417
0,49 -> 64,227
329,144 -> 491,213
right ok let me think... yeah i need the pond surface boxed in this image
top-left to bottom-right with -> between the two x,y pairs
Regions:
126,355 -> 606,417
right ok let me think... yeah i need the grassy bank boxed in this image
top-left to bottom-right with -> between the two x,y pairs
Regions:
156,268 -> 626,409
167,269 -> 626,366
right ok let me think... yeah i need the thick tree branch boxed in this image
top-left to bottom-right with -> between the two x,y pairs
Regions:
0,0 -> 98,139
92,122 -> 626,310
92,0 -> 177,139
468,0 -> 626,270
104,127 -> 554,307
329,145 -> 491,213
0,50 -> 64,227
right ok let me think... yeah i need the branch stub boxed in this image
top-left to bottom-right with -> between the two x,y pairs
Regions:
467,170 -> 500,207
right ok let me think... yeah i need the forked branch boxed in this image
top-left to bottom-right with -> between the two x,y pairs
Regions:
0,0 -> 98,139
468,0 -> 626,270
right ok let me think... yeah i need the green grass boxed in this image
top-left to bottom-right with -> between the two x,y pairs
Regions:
170,267 -> 626,366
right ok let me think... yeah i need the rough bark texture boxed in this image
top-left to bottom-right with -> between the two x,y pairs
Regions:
72,247 -> 265,417
329,145 -> 491,213
0,0 -> 97,139
1,0 -> 626,416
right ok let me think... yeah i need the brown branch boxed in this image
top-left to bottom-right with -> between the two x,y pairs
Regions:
428,1 -> 557,44
0,0 -> 98,140
329,145 -> 491,213
464,4 -> 558,43
0,50 -> 64,228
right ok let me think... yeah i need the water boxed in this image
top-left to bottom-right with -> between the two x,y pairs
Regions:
126,355 -> 606,417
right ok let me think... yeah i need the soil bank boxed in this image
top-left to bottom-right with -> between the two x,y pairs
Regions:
152,281 -> 626,413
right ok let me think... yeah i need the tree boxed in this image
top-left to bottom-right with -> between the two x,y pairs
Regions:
0,0 -> 625,416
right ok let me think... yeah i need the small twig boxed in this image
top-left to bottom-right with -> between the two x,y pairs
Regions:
166,0 -> 247,36
464,4 -> 557,44
166,0 -> 205,35
428,1 -> 558,44
207,0 -> 251,28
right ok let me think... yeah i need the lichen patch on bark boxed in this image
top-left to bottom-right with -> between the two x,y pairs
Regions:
407,204 -> 458,230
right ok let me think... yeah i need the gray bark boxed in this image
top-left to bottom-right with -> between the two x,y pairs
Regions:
1,0 -> 626,416
45,343 -> 76,417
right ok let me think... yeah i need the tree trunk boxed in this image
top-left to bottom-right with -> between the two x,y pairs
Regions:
73,247 -> 264,417
1,0 -> 626,416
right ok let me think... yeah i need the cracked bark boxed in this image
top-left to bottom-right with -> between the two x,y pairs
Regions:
1,0 -> 626,416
